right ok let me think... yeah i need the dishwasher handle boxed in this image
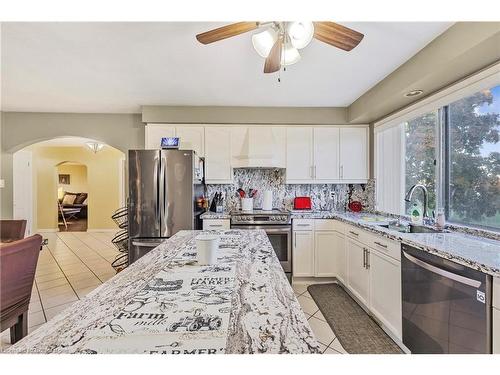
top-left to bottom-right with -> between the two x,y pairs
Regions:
132,240 -> 165,248
402,251 -> 481,288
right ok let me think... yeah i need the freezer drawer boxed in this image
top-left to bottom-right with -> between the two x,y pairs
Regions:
401,244 -> 492,353
129,238 -> 166,264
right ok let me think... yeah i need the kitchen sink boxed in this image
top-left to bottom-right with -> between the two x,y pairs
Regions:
408,224 -> 442,233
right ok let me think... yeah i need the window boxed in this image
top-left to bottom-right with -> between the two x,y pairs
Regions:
445,86 -> 500,229
404,112 -> 438,216
395,84 -> 500,231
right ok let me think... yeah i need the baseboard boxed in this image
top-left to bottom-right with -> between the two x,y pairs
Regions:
37,229 -> 58,233
87,229 -> 119,233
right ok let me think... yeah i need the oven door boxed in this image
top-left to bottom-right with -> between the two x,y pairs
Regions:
231,225 -> 292,274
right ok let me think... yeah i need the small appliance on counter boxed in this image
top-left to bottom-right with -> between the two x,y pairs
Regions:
294,196 -> 312,210
262,190 -> 273,211
209,192 -> 224,213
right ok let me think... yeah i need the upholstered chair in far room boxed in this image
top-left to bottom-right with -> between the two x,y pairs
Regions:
0,220 -> 27,243
0,234 -> 42,344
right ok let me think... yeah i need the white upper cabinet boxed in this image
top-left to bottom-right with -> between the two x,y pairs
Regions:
176,126 -> 205,157
339,127 -> 369,182
286,127 -> 314,183
204,126 -> 233,183
314,127 -> 340,181
145,124 -> 175,149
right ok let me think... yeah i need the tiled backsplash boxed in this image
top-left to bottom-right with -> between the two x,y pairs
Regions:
206,169 -> 375,212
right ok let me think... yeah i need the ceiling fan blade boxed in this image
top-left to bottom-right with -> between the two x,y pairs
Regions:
196,22 -> 259,44
264,37 -> 282,74
313,22 -> 364,51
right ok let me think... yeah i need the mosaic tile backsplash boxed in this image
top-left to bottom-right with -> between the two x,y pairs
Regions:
206,169 -> 375,212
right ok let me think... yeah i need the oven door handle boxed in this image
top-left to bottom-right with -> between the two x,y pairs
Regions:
403,251 -> 481,288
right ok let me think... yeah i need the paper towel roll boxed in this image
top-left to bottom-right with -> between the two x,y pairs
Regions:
262,190 -> 273,211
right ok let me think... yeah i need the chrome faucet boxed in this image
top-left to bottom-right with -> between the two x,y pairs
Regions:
405,184 -> 429,218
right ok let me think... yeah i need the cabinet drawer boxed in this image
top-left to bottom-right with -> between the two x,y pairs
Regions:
365,232 -> 401,262
345,224 -> 366,242
203,219 -> 230,230
314,219 -> 336,231
293,219 -> 314,231
494,277 -> 500,309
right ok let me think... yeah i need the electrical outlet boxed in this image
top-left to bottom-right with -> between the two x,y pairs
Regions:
330,191 -> 336,199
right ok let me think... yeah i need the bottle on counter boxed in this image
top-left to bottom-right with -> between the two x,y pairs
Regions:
410,203 -> 423,225
435,208 -> 445,230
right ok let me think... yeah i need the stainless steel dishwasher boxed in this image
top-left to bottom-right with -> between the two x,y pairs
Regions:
401,244 -> 492,354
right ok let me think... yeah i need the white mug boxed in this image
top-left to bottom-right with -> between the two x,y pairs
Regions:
241,197 -> 253,211
195,235 -> 220,265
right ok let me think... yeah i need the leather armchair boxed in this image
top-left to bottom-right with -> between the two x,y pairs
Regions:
0,220 -> 27,242
1,234 -> 42,344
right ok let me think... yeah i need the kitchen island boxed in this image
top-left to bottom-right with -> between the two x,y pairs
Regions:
7,230 -> 319,354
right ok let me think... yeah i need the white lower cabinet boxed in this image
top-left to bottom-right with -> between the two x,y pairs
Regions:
314,231 -> 338,277
369,249 -> 402,339
293,230 -> 315,277
493,308 -> 500,354
346,238 -> 370,306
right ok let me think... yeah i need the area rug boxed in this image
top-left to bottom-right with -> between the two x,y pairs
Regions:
307,283 -> 403,354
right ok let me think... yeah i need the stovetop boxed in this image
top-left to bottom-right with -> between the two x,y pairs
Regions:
230,209 -> 291,225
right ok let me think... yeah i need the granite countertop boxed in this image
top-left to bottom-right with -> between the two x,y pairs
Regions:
292,210 -> 500,277
7,230 -> 319,354
200,212 -> 231,220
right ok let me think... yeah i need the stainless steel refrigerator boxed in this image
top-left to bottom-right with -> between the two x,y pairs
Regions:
128,149 -> 205,263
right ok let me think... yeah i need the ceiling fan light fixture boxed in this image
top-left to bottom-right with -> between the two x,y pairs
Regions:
282,43 -> 301,66
287,21 -> 314,49
252,28 -> 278,58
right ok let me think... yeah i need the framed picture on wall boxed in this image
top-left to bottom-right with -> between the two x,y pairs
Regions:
59,174 -> 70,185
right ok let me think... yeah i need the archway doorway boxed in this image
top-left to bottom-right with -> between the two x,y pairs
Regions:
57,162 -> 88,232
12,137 -> 125,234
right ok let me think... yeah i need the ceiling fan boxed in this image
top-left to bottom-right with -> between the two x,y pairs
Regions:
196,22 -> 364,73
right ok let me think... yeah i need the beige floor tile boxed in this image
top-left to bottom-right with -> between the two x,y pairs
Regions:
301,290 -> 312,299
324,347 -> 342,354
313,310 -> 327,322
66,271 -> 97,282
39,284 -> 74,298
28,323 -> 45,334
37,277 -> 70,291
35,272 -> 65,283
28,311 -> 46,327
292,284 -> 308,296
70,277 -> 101,290
62,267 -> 91,276
41,291 -> 78,309
44,301 -> 77,320
317,342 -> 327,353
28,299 -> 43,313
297,295 -> 319,315
329,338 -> 347,353
308,316 -> 336,346
75,285 -> 100,298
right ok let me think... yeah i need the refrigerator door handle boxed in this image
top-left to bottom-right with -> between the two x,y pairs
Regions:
153,156 -> 160,231
403,251 -> 481,288
160,153 -> 167,234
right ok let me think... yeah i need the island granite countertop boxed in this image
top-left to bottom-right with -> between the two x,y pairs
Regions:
7,230 -> 319,354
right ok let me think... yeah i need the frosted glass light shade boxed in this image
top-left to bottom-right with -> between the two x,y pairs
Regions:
282,43 -> 301,66
252,29 -> 278,58
287,21 -> 314,49
86,142 -> 104,153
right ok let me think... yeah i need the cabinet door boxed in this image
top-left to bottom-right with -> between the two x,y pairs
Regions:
205,127 -> 232,183
145,124 -> 175,149
314,231 -> 337,277
293,230 -> 314,277
494,308 -> 500,354
339,127 -> 368,181
314,127 -> 340,181
286,127 -> 314,182
176,126 -> 205,157
369,249 -> 402,339
334,232 -> 347,284
346,238 -> 370,306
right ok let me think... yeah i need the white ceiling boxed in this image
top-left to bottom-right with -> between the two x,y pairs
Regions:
1,22 -> 452,113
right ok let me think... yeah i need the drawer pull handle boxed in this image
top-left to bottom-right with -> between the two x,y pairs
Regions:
374,241 -> 387,248
297,224 -> 310,227
349,231 -> 359,236
209,225 -> 223,227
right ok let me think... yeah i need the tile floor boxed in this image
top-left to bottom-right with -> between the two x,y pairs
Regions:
1,231 -> 121,350
2,232 -> 346,354
292,283 -> 347,354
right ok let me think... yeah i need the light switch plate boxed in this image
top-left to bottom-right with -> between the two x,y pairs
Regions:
0,179 -> 5,188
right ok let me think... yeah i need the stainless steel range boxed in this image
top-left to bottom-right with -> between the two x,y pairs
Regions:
230,209 -> 292,281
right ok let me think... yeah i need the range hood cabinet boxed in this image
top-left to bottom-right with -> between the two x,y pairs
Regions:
233,127 -> 284,169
